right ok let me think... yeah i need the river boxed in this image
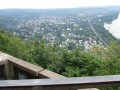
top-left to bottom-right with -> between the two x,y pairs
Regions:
104,13 -> 120,39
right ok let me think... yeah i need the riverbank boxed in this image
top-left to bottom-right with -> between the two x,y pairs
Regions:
104,13 -> 120,39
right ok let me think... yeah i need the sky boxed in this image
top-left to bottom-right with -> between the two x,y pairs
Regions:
0,0 -> 120,9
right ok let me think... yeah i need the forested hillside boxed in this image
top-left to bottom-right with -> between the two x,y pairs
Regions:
0,30 -> 120,76
0,30 -> 120,89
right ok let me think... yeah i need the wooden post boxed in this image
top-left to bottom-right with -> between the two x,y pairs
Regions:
4,60 -> 14,80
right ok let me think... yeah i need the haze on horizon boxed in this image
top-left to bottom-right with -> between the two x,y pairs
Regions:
0,0 -> 120,9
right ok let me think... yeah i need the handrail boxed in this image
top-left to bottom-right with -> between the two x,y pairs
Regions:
0,51 -> 120,90
0,51 -> 66,79
0,75 -> 120,90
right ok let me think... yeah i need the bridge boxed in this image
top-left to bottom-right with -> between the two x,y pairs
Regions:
0,51 -> 120,90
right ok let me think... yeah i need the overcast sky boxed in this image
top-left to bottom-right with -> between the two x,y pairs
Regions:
0,0 -> 120,9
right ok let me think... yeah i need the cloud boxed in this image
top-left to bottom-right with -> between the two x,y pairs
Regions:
0,0 -> 120,9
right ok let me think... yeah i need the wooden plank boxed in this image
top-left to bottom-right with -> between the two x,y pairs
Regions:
38,69 -> 66,78
0,75 -> 120,89
8,57 -> 44,76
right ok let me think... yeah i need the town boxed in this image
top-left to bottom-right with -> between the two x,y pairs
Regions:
0,7 -> 119,50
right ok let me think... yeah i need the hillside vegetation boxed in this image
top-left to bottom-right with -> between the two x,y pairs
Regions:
0,30 -> 120,89
0,30 -> 120,76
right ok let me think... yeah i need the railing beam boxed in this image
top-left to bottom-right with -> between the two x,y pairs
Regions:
0,75 -> 120,90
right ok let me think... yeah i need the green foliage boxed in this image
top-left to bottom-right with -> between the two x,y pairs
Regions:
91,42 -> 120,76
61,49 -> 102,77
1,30 -> 120,81
0,30 -> 26,58
23,39 -> 52,68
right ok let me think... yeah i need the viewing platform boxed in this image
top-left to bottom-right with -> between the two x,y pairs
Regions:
0,51 -> 120,90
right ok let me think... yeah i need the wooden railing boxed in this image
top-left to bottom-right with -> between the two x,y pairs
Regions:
0,51 -> 120,90
0,75 -> 120,90
0,51 -> 66,79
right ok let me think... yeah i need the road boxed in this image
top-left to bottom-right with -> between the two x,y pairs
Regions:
87,19 -> 108,47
